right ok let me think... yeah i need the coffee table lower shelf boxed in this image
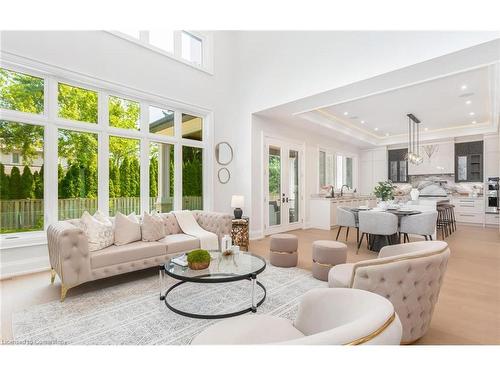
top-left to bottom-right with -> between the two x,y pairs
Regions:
161,273 -> 267,320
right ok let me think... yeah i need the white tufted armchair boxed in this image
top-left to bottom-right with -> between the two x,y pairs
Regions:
191,288 -> 402,345
328,241 -> 450,344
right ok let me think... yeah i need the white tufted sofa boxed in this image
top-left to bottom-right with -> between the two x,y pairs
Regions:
47,211 -> 232,301
328,241 -> 450,344
191,288 -> 402,345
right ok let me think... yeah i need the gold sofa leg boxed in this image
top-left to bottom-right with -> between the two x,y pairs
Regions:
50,269 -> 56,284
60,284 -> 69,302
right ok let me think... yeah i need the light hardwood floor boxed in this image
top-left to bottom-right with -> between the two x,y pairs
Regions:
1,224 -> 499,344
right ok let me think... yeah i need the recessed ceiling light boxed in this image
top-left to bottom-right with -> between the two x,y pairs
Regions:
424,127 -> 428,131
469,112 -> 475,116
343,111 -> 349,116
374,127 -> 379,131
461,85 -> 467,90
360,120 -> 365,124
472,120 -> 477,124
465,100 -> 472,105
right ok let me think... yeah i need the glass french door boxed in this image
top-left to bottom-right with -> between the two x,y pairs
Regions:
264,138 -> 303,234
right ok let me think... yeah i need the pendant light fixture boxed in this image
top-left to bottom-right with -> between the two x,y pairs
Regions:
406,113 -> 423,165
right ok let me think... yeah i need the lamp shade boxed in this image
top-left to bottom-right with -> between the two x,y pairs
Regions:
231,195 -> 245,208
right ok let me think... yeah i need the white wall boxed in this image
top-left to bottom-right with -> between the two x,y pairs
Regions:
251,115 -> 361,238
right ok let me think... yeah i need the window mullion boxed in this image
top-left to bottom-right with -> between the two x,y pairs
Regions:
44,77 -> 58,228
174,112 -> 182,210
98,92 -> 109,215
140,102 -> 149,214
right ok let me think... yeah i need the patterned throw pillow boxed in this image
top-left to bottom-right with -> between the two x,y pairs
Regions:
114,212 -> 142,246
142,212 -> 166,241
80,211 -> 114,251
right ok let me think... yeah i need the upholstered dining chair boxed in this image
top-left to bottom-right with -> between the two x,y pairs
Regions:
336,207 -> 358,242
357,211 -> 398,253
328,240 -> 450,344
191,288 -> 402,345
400,211 -> 438,242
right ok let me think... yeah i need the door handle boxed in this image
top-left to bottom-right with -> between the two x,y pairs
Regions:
282,197 -> 286,203
286,197 -> 289,203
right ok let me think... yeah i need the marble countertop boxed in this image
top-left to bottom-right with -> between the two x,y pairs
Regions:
310,195 -> 376,202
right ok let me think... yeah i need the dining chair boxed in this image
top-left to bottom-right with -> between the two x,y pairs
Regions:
399,211 -> 438,242
336,207 -> 358,243
357,211 -> 398,254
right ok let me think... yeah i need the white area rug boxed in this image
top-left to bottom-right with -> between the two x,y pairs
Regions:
12,265 -> 326,345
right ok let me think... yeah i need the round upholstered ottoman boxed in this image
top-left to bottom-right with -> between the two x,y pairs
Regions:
269,234 -> 298,267
312,240 -> 347,281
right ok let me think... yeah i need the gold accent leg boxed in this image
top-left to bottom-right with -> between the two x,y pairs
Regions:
50,269 -> 56,284
60,284 -> 69,302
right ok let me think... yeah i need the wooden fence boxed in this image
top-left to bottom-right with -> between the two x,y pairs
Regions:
0,196 -> 203,232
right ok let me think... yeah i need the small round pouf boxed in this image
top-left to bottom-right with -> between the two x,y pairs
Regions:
269,234 -> 298,268
312,240 -> 347,281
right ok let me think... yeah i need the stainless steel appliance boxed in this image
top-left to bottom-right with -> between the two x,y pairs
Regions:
485,177 -> 499,213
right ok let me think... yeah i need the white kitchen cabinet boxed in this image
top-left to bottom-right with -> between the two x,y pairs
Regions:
309,197 -> 377,230
359,147 -> 387,195
485,213 -> 499,226
484,136 -> 499,179
452,197 -> 485,226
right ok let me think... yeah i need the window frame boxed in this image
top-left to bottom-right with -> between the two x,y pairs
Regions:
107,30 -> 213,74
0,60 -> 212,242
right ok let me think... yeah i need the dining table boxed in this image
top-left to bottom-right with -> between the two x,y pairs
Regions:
348,207 -> 422,251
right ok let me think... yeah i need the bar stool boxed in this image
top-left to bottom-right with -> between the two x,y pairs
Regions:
436,206 -> 448,239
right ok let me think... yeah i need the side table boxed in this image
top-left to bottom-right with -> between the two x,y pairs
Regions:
231,217 -> 249,251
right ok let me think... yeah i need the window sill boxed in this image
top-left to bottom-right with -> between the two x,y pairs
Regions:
106,31 -> 214,76
0,231 -> 47,250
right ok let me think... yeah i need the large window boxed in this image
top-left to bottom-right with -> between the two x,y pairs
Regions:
182,113 -> 203,141
111,31 -> 209,71
181,31 -> 203,66
318,150 -> 335,188
109,96 -> 140,131
149,106 -> 174,137
0,68 -> 44,114
109,136 -> 141,216
182,146 -> 203,210
150,142 -> 174,213
58,83 -> 98,123
0,121 -> 44,233
336,155 -> 354,189
0,66 -> 208,237
57,129 -> 98,220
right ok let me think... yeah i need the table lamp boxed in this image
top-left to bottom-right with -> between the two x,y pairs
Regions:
231,195 -> 245,219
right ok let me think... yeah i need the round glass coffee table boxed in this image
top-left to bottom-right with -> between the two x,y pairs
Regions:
160,251 -> 267,319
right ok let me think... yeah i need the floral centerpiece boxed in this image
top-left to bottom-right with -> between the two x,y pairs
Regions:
373,181 -> 395,209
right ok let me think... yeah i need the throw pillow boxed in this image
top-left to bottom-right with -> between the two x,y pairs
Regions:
114,212 -> 142,246
142,212 -> 166,241
80,211 -> 114,251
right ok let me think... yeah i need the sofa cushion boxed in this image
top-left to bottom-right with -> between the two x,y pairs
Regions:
142,212 -> 166,241
114,212 -> 142,246
159,213 -> 183,235
158,234 -> 200,254
80,211 -> 114,251
191,315 -> 304,345
91,241 -> 167,269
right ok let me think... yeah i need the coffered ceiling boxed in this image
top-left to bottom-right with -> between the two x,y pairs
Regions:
304,65 -> 494,141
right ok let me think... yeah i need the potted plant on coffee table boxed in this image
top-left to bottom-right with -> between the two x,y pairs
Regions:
187,249 -> 211,270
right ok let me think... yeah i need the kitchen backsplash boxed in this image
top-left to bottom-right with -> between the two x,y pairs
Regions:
393,174 -> 484,196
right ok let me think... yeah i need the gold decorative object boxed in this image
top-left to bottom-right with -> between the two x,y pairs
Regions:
231,217 -> 249,251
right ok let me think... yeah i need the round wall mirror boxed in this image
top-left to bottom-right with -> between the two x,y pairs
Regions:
217,168 -> 231,184
215,142 -> 233,165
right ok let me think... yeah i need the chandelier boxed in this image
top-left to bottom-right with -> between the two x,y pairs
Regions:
406,113 -> 423,165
